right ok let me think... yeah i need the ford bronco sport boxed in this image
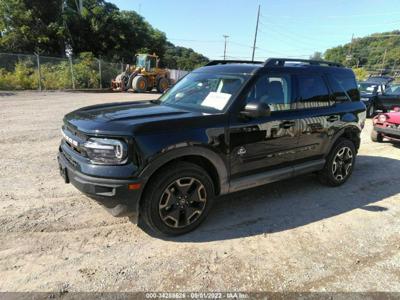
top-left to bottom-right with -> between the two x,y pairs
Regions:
58,58 -> 366,236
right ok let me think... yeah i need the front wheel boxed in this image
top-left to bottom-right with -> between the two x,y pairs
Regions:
132,76 -> 148,93
318,138 -> 356,187
141,162 -> 215,236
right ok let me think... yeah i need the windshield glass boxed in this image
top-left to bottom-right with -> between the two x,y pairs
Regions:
159,72 -> 248,112
136,56 -> 146,68
385,84 -> 400,95
358,82 -> 378,94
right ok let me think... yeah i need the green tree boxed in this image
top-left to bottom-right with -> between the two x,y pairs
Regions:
325,31 -> 400,72
0,0 -> 208,70
0,0 -> 65,55
310,51 -> 323,60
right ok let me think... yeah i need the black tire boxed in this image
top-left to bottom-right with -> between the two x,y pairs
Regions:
371,129 -> 383,143
318,138 -> 356,187
132,76 -> 148,93
367,103 -> 376,118
157,77 -> 169,93
141,162 -> 215,236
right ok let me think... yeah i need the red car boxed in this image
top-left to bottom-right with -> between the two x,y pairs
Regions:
371,110 -> 400,142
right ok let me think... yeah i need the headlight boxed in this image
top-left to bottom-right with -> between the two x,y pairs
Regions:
84,138 -> 128,165
361,97 -> 370,101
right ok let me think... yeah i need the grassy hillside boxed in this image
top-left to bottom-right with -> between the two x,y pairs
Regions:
324,31 -> 400,73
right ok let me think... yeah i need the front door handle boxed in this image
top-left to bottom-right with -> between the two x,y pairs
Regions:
327,115 -> 339,122
280,121 -> 296,129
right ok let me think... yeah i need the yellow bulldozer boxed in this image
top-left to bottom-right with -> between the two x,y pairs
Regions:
112,53 -> 171,93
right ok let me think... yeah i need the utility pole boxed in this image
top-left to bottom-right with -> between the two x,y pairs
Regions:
381,48 -> 387,74
223,35 -> 229,60
251,5 -> 261,61
346,33 -> 354,63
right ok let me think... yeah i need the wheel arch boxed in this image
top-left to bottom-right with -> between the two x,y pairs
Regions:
137,147 -> 229,214
327,125 -> 361,155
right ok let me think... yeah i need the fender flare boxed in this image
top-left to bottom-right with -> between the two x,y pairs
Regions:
325,124 -> 361,155
140,146 -> 229,194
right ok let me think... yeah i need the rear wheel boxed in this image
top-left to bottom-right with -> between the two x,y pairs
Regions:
141,162 -> 215,236
371,129 -> 383,143
157,77 -> 169,93
132,76 -> 148,93
318,138 -> 356,187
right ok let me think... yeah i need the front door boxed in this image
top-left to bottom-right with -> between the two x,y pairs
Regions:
229,72 -> 301,179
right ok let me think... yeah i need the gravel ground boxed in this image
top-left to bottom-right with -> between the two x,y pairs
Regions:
0,91 -> 399,292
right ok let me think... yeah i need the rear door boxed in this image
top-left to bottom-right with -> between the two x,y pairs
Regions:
293,72 -> 339,162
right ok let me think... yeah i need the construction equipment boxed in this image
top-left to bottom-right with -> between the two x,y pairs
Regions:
111,53 -> 171,93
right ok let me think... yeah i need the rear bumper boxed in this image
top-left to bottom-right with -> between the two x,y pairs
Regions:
57,151 -> 142,220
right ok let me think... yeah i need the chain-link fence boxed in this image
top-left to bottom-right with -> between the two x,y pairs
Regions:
0,52 -> 124,90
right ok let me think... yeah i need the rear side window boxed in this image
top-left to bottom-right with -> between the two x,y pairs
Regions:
328,72 -> 359,102
296,74 -> 331,109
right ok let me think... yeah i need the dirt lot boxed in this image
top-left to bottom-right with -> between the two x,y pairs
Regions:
0,91 -> 399,292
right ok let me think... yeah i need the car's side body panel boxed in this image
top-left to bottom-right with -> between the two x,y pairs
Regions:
58,60 -> 365,225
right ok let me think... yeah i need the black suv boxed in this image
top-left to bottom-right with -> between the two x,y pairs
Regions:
58,58 -> 366,236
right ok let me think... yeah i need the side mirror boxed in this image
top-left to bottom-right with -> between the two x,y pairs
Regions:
240,101 -> 271,118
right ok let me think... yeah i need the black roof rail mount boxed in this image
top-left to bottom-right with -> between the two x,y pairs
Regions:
205,60 -> 263,66
264,58 -> 344,68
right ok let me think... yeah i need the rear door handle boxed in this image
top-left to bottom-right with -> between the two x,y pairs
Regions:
327,115 -> 339,122
281,121 -> 296,129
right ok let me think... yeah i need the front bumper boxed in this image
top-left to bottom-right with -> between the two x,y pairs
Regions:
57,150 -> 142,219
374,124 -> 400,140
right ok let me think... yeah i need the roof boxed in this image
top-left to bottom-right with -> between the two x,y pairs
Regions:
194,58 -> 351,76
195,63 -> 262,75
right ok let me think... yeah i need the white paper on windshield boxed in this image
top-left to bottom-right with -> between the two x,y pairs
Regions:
201,92 -> 231,110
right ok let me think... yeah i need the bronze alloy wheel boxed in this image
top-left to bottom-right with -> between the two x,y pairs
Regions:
158,177 -> 207,228
332,146 -> 353,181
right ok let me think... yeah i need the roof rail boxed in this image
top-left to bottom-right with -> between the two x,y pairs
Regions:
264,58 -> 343,68
205,60 -> 263,66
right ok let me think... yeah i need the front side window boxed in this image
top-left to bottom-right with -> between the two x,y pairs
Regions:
358,82 -> 378,95
385,84 -> 400,95
160,72 -> 247,112
245,74 -> 294,111
297,74 -> 331,108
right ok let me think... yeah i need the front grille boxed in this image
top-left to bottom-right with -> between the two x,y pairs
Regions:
387,123 -> 400,130
62,124 -> 88,157
64,124 -> 88,141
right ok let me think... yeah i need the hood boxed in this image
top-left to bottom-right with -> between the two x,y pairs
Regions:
64,100 -> 200,134
386,112 -> 400,124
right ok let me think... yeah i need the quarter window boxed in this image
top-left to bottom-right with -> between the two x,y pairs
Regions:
328,73 -> 359,101
297,74 -> 331,108
246,74 -> 294,111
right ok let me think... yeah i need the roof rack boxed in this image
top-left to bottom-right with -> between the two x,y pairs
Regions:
264,58 -> 344,68
205,60 -> 263,66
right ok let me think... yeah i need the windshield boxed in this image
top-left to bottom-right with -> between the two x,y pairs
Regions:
358,82 -> 378,94
159,72 -> 248,112
136,56 -> 146,68
385,84 -> 400,96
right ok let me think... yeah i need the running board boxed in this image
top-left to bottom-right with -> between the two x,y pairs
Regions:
229,159 -> 326,193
